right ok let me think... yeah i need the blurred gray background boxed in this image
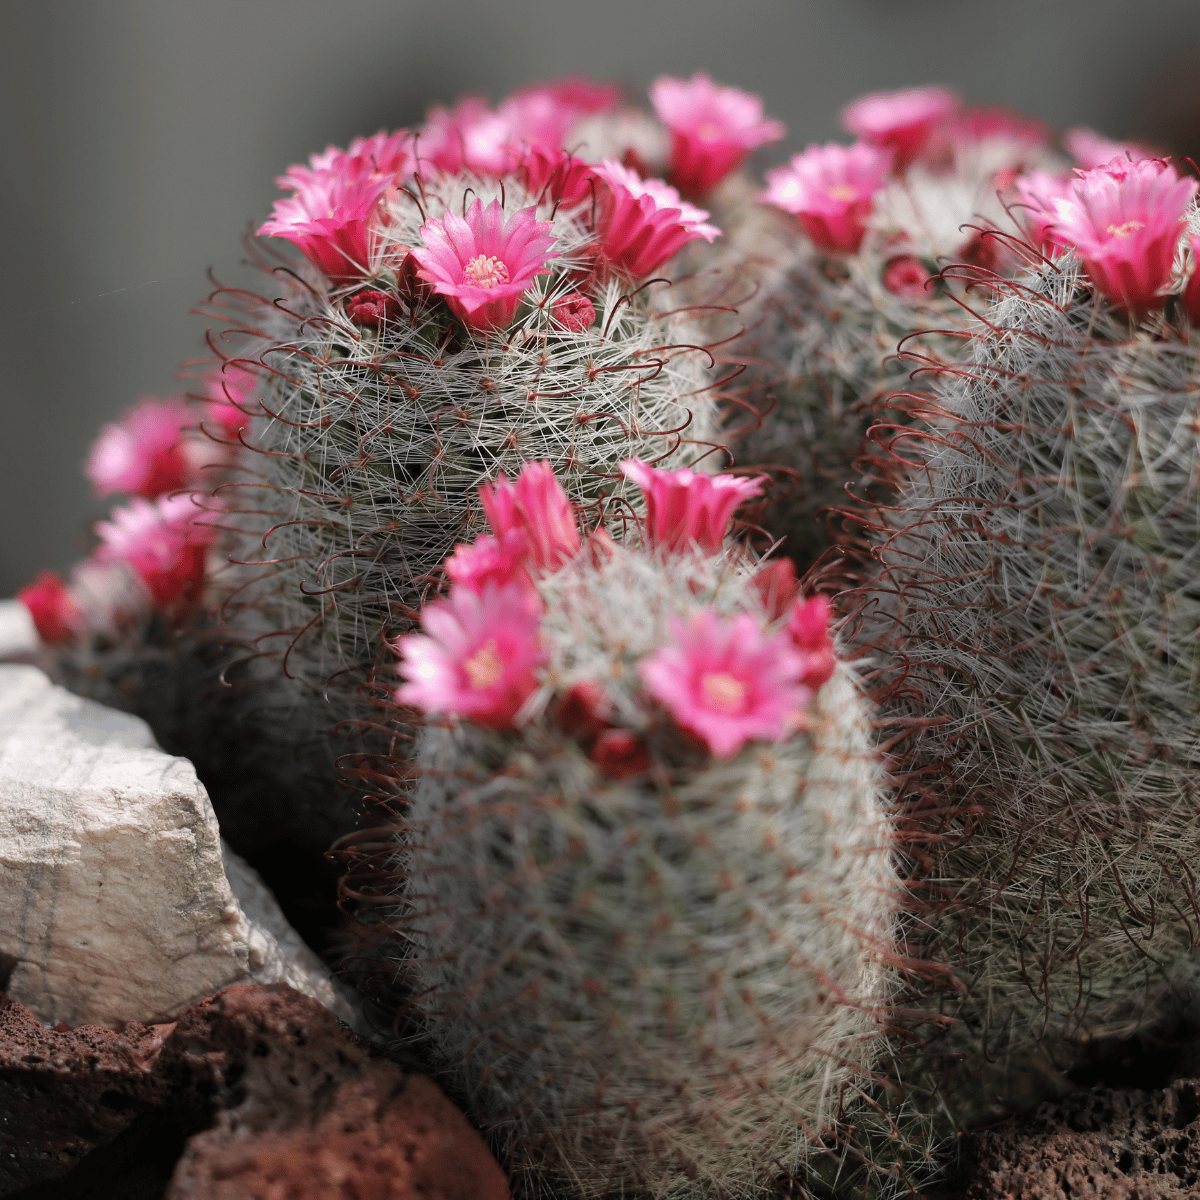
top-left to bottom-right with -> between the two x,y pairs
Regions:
4,0 -> 1199,596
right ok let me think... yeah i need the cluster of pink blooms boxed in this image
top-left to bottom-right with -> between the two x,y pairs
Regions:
256,74 -> 785,333
17,364 -> 252,645
395,460 -> 835,765
757,83 -> 1200,319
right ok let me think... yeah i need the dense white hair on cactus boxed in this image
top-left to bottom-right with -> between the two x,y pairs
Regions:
850,245 -> 1200,1112
377,543 -> 902,1198
205,171 -> 723,749
727,157 -> 1056,568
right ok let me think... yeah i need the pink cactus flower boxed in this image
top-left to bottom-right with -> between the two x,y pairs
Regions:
619,458 -> 765,554
649,73 -> 785,197
883,255 -> 934,298
1049,158 -> 1198,313
203,363 -> 258,438
1184,235 -> 1200,326
345,288 -> 402,328
551,291 -> 596,331
500,76 -> 621,151
417,97 -> 496,173
86,397 -> 194,499
786,595 -> 837,692
590,728 -> 650,779
412,199 -> 557,332
258,166 -> 391,284
1013,171 -> 1075,254
956,106 -> 1050,151
639,610 -> 808,758
752,558 -> 801,623
17,570 -> 79,644
760,141 -> 891,254
1064,127 -> 1155,171
479,460 -> 580,572
394,582 -> 545,730
556,680 -> 614,740
278,129 -> 414,193
518,145 -> 598,207
840,85 -> 960,170
592,159 -> 721,279
95,493 -> 212,609
443,529 -> 533,594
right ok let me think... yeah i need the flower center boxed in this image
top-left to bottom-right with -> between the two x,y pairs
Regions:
464,639 -> 505,689
697,121 -> 723,144
826,184 -> 858,202
701,672 -> 746,714
1106,220 -> 1145,239
463,254 -> 510,289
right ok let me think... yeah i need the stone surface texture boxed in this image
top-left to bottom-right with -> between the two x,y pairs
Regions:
0,984 -> 511,1200
952,1078 -> 1200,1199
0,664 -> 350,1029
0,599 -> 37,664
163,985 -> 512,1200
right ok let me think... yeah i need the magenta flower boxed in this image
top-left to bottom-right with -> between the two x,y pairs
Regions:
649,73 -> 785,197
639,611 -> 808,758
278,129 -> 414,193
479,460 -> 580,573
394,582 -> 545,730
1012,171 -> 1075,254
619,458 -> 764,554
592,159 -> 721,279
840,85 -> 960,170
761,142 -> 891,254
17,570 -> 79,644
412,199 -> 556,332
345,288 -> 402,328
518,145 -> 598,207
883,256 -> 934,298
417,98 -> 520,175
786,595 -> 837,692
86,397 -> 194,499
955,106 -> 1050,151
551,291 -> 596,331
443,529 -> 533,594
1064,127 -> 1155,171
258,166 -> 391,284
203,363 -> 258,438
1049,158 -> 1198,313
500,76 -> 621,151
95,494 -> 212,609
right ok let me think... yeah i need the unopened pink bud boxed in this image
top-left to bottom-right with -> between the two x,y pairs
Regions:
552,292 -> 596,331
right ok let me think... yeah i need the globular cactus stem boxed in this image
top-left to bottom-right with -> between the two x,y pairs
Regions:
356,458 -> 906,1198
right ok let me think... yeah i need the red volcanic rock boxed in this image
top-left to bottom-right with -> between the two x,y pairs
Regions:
0,985 -> 509,1200
956,1078 -> 1200,1199
160,985 -> 510,1200
0,992 -> 175,1193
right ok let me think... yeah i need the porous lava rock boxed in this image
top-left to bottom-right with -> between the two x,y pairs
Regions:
0,995 -> 175,1193
162,984 -> 511,1200
0,984 -> 510,1200
955,1078 -> 1200,1199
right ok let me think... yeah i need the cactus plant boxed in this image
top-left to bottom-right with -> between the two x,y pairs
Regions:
350,458 -> 907,1198
728,89 -> 1063,571
847,153 -> 1200,1117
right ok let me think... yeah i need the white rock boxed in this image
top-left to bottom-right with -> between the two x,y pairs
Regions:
0,599 -> 38,663
0,664 -> 359,1030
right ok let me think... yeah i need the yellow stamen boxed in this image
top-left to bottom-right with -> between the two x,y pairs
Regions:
826,184 -> 858,202
701,672 -> 746,714
1106,220 -> 1145,239
463,254 -> 510,289
697,122 -> 723,144
464,639 -> 504,689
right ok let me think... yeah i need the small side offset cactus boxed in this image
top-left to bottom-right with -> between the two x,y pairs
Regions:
849,152 -> 1200,1113
358,459 -> 904,1198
